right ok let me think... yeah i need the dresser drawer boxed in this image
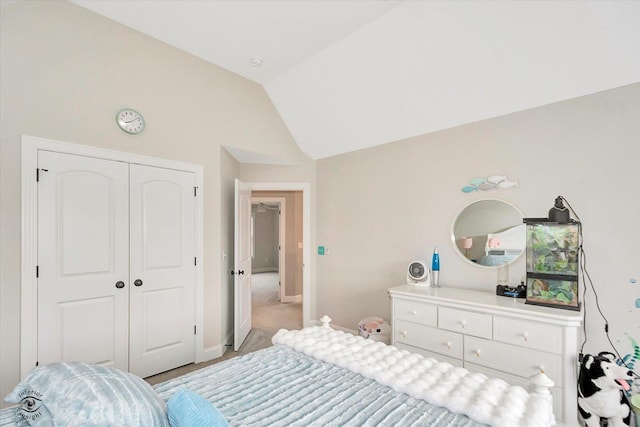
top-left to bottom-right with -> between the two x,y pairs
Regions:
438,307 -> 492,339
493,316 -> 563,354
464,336 -> 563,386
394,299 -> 437,326
394,319 -> 463,359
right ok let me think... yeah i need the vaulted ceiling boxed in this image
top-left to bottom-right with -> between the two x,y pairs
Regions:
72,1 -> 640,160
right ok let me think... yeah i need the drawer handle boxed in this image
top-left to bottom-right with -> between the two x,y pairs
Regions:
444,341 -> 452,350
474,349 -> 482,357
522,332 -> 529,341
410,310 -> 418,315
460,320 -> 467,329
400,330 -> 408,338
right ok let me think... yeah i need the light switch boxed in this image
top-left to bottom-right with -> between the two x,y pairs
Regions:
318,246 -> 325,256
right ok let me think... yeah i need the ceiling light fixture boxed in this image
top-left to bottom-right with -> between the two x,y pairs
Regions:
249,56 -> 264,67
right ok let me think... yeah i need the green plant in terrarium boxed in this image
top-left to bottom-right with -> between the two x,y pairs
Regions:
526,224 -> 579,275
527,278 -> 578,307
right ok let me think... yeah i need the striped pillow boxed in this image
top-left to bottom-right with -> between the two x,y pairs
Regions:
4,362 -> 169,426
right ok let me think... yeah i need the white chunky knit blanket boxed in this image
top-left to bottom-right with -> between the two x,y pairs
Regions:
272,326 -> 555,427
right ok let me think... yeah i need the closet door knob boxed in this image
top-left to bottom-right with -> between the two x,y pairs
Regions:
134,279 -> 143,287
115,281 -> 125,289
238,270 -> 245,275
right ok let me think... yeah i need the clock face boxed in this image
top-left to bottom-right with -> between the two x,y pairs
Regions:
116,109 -> 145,134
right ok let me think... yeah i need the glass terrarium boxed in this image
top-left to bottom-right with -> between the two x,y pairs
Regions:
524,220 -> 581,310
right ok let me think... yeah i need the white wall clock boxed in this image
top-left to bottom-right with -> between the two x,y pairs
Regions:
116,108 -> 145,134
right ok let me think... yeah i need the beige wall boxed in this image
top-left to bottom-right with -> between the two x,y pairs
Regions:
316,83 -> 640,364
0,1 -> 308,401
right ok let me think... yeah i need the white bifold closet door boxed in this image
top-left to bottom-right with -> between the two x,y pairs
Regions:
37,151 -> 195,378
129,164 -> 195,378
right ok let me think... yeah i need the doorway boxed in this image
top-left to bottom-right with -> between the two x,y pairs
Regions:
250,193 -> 302,340
232,182 -> 308,352
251,197 -> 286,302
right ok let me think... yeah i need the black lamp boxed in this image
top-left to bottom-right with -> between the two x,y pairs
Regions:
548,196 -> 570,223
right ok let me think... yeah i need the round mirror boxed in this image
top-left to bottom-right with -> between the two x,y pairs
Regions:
451,199 -> 525,268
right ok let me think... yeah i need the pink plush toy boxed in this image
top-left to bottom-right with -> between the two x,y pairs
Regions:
358,317 -> 391,343
488,237 -> 502,248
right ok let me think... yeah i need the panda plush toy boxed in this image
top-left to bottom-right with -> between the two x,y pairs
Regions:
578,351 -> 633,427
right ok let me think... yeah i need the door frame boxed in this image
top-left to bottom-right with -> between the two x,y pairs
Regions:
251,197 -> 286,302
243,182 -> 311,327
20,135 -> 205,378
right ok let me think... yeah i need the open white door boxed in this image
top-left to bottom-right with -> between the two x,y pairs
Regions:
234,179 -> 252,350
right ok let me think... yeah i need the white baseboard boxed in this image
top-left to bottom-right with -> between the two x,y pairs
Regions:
282,294 -> 302,304
200,345 -> 223,362
330,324 -> 358,336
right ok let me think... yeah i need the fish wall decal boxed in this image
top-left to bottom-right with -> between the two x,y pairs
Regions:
461,175 -> 519,193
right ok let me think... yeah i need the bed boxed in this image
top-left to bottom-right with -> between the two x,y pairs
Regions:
2,319 -> 556,427
478,224 -> 526,267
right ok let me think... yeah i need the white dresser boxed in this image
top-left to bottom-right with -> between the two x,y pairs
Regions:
388,285 -> 582,425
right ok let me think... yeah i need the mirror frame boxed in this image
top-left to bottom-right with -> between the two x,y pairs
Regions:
450,198 -> 524,269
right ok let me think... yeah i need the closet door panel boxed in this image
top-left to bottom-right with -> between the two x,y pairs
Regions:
37,151 -> 129,371
129,165 -> 196,378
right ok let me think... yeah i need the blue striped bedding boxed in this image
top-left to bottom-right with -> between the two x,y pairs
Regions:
1,345 -> 487,426
154,345 -> 487,426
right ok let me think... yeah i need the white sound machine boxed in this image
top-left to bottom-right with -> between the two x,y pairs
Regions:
407,260 -> 430,286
